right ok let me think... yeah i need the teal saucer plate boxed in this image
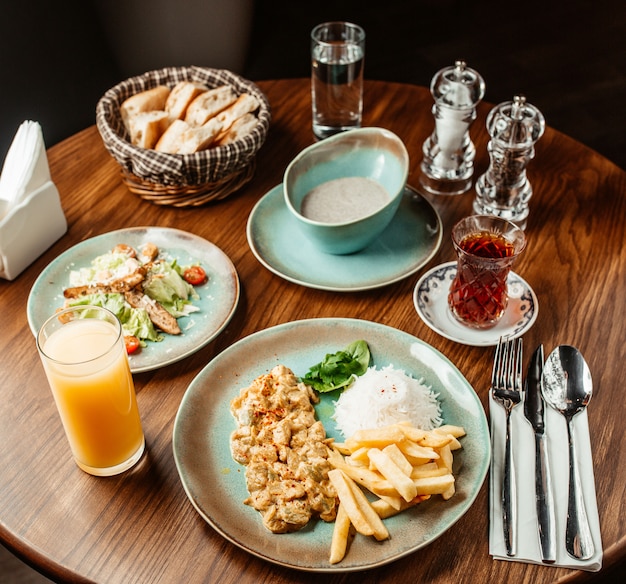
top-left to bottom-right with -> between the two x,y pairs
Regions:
246,184 -> 442,291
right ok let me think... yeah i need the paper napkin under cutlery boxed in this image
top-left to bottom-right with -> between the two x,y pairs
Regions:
0,120 -> 66,280
489,394 -> 603,571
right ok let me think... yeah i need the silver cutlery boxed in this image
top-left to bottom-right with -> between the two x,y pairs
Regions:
491,336 -> 523,557
542,345 -> 595,560
523,344 -> 557,563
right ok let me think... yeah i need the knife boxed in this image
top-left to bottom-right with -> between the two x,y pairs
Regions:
524,344 -> 557,563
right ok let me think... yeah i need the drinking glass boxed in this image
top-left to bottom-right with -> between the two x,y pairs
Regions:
37,305 -> 145,476
311,22 -> 365,140
448,215 -> 526,329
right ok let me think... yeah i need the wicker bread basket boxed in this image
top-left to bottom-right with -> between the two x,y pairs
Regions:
95,66 -> 271,207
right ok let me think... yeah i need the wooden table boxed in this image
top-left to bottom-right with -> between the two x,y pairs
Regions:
1,79 -> 624,583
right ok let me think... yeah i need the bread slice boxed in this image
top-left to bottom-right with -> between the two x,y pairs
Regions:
178,117 -> 223,154
184,85 -> 238,126
155,119 -> 190,154
215,112 -> 258,146
121,85 -> 170,126
215,93 -> 260,133
165,81 -> 208,122
127,110 -> 170,149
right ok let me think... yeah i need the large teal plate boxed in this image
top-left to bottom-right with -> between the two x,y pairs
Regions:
27,227 -> 239,373
246,184 -> 442,291
173,318 -> 490,572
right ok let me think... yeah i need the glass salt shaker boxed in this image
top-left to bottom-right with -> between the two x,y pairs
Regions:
418,60 -> 485,196
473,95 -> 545,229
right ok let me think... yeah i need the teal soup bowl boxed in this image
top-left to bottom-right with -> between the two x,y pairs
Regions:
284,127 -> 409,255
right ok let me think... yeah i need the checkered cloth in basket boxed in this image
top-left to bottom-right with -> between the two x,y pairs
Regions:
96,66 -> 271,193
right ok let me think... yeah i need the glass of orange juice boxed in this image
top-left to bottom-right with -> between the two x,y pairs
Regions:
37,305 -> 145,476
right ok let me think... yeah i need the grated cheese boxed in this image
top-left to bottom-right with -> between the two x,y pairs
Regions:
332,365 -> 442,438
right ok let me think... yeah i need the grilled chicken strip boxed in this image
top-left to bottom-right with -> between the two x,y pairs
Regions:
63,268 -> 147,299
124,289 -> 181,335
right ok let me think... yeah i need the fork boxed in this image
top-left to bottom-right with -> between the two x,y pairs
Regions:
491,335 -> 523,557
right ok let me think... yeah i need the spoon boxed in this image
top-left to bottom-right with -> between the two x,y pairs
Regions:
541,345 -> 595,560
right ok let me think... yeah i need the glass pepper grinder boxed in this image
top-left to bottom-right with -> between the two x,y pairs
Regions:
473,95 -> 545,229
418,60 -> 486,196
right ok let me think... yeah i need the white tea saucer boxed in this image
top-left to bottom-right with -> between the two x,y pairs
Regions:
247,184 -> 442,291
413,261 -> 538,346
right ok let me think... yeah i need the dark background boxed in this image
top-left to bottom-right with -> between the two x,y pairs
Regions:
1,0 -> 625,170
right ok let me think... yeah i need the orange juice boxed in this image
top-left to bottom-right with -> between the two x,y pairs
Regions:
38,312 -> 144,476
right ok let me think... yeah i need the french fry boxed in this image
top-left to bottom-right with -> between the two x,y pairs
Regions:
329,502 -> 353,564
417,431 -> 453,449
434,424 -> 466,438
367,448 -> 418,502
345,425 -> 405,450
328,456 -> 403,510
397,438 -> 440,462
371,494 -> 431,519
374,492 -> 404,511
413,474 -> 455,495
342,471 -> 389,541
347,446 -> 371,464
441,483 -> 456,500
442,434 -> 463,450
335,460 -> 399,497
382,443 -> 413,476
437,443 -> 454,473
410,464 -> 450,480
328,469 -> 374,536
331,442 -> 352,456
432,426 -> 464,450
396,422 -> 428,442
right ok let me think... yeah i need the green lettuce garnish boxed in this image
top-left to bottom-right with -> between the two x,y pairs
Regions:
143,261 -> 199,318
66,293 -> 161,342
301,340 -> 371,393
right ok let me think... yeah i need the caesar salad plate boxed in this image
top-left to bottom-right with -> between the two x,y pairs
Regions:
413,261 -> 538,347
27,226 -> 239,373
173,317 -> 490,572
246,184 -> 442,291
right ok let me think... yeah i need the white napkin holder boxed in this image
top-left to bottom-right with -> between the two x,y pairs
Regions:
0,121 -> 67,281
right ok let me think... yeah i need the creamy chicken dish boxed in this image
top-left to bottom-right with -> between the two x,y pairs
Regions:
230,364 -> 337,533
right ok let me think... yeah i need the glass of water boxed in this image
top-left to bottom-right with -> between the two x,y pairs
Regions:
311,22 -> 365,140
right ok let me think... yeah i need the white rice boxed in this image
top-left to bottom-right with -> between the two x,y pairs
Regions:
332,364 -> 442,438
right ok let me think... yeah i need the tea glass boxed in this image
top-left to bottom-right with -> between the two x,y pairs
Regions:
37,305 -> 145,476
448,215 -> 526,329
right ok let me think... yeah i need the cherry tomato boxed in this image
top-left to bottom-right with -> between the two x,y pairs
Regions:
183,266 -> 208,286
124,335 -> 141,355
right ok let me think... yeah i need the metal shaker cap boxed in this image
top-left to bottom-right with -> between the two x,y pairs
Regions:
486,95 -> 546,147
430,60 -> 486,109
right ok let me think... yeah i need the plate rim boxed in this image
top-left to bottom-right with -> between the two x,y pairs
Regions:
246,184 -> 443,292
172,317 -> 490,572
26,226 -> 240,373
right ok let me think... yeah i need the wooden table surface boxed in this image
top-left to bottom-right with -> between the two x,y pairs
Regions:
1,79 -> 624,583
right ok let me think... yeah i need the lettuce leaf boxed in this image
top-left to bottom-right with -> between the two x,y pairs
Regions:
66,293 -> 161,342
143,262 -> 199,318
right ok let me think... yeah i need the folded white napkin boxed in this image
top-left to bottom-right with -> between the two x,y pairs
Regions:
489,394 -> 603,571
0,120 -> 67,280
0,120 -> 50,209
